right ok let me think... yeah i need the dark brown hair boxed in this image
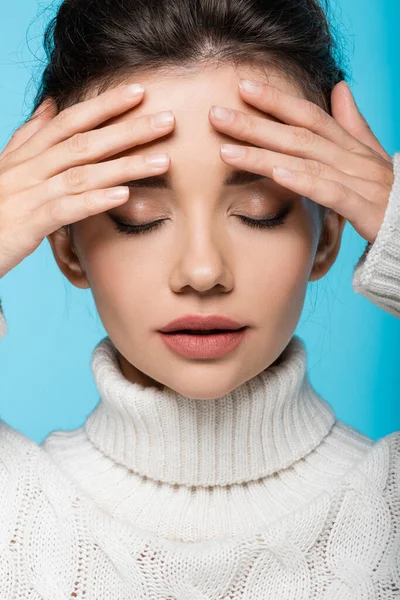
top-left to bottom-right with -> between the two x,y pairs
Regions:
27,0 -> 350,235
29,0 -> 349,117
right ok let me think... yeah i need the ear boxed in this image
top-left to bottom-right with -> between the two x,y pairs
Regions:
308,209 -> 347,282
46,227 -> 90,290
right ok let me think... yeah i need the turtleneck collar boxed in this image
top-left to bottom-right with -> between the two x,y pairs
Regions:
84,334 -> 336,488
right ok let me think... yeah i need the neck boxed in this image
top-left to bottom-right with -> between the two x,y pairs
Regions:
42,333 -> 375,542
83,334 -> 336,487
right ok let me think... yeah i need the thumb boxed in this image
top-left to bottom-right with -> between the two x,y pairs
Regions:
331,81 -> 390,161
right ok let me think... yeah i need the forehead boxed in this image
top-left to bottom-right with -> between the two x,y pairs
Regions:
96,64 -> 306,180
105,63 -> 304,125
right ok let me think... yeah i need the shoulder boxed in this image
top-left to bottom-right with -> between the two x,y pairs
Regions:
346,429 -> 400,501
0,421 -> 88,594
0,419 -> 42,470
0,420 -> 45,547
382,428 -> 400,453
379,429 -> 400,490
0,419 -> 85,529
373,429 -> 400,476
0,419 -> 43,473
0,419 -> 45,516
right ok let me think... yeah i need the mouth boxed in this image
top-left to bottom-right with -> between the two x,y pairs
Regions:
159,314 -> 247,333
164,327 -> 247,335
158,327 -> 249,358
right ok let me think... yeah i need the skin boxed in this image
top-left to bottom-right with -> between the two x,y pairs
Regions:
45,64 -> 348,399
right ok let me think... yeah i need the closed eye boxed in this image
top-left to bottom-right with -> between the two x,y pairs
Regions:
107,201 -> 293,236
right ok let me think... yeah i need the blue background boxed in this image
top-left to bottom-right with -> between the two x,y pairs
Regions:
0,0 -> 399,444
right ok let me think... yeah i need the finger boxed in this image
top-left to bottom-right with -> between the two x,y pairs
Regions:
332,81 -> 392,161
271,165 -> 380,243
14,152 -> 171,210
210,105 -> 359,174
32,186 -> 131,241
238,79 -> 372,155
8,110 -> 175,187
1,98 -> 57,160
219,144 -> 388,202
7,83 -> 146,166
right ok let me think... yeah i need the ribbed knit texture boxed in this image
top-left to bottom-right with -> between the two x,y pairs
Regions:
0,153 -> 399,599
352,153 -> 400,316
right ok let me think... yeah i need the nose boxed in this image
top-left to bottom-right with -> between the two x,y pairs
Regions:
169,220 -> 234,294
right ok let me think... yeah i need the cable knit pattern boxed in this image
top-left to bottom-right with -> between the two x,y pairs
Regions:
0,153 -> 399,599
352,152 -> 400,317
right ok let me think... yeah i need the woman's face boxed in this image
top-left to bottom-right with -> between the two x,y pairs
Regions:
48,64 -> 344,398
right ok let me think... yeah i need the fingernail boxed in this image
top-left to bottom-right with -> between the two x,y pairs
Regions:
221,144 -> 246,158
106,187 -> 130,200
124,83 -> 145,97
146,153 -> 170,168
239,79 -> 263,94
342,81 -> 355,99
272,166 -> 294,179
152,111 -> 174,128
211,106 -> 234,122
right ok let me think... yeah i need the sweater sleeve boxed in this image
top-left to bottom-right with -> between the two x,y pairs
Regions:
352,152 -> 400,318
0,298 -> 7,342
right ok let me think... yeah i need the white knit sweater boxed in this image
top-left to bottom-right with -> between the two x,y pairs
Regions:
1,154 -> 400,600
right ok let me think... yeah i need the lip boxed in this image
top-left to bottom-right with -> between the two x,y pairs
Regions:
158,314 -> 246,333
158,328 -> 248,359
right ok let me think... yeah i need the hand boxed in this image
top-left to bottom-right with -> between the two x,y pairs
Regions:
0,84 -> 174,278
208,79 -> 394,245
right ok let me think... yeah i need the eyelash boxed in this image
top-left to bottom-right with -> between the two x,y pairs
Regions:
111,210 -> 290,236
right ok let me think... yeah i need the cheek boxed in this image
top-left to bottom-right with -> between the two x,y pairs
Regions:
73,208 -> 316,335
72,218 -> 161,332
89,248 -> 161,331
246,224 -> 315,324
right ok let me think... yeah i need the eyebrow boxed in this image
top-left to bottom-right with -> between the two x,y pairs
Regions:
123,169 -> 269,189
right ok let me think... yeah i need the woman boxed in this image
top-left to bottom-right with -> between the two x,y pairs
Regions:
0,0 -> 398,597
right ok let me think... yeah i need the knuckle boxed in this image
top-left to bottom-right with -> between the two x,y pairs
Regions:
365,158 -> 388,182
307,101 -> 327,128
247,115 -> 259,138
306,174 -> 319,196
121,155 -> 140,173
9,121 -> 32,141
47,197 -> 66,225
127,117 -> 139,134
126,118 -> 142,140
303,159 -> 323,177
0,166 -> 16,195
54,107 -> 74,132
252,150 -> 267,173
82,190 -> 99,212
10,129 -> 22,143
380,166 -> 393,187
0,150 -> 15,171
292,126 -> 314,147
385,166 -> 395,188
67,132 -> 90,156
64,165 -> 88,193
267,85 -> 280,106
333,181 -> 348,205
377,185 -> 392,204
